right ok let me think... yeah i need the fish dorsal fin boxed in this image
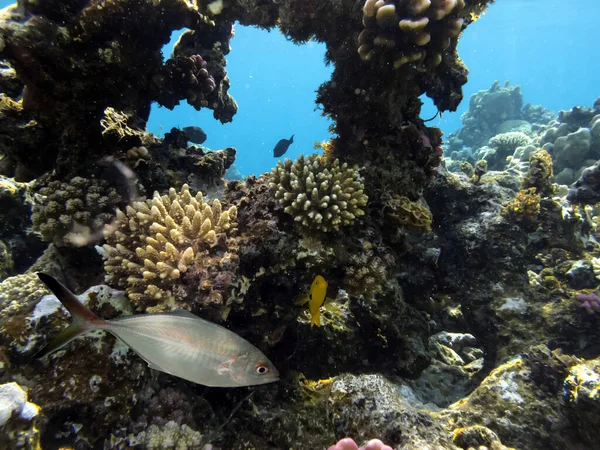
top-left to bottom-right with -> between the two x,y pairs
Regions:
109,309 -> 199,323
161,309 -> 199,319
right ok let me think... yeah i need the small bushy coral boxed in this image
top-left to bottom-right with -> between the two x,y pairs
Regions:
102,184 -> 237,310
359,0 -> 466,70
0,272 -> 49,314
269,154 -> 368,233
32,177 -> 121,246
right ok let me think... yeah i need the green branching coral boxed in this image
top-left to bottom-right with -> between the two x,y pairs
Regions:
359,0 -> 466,70
102,184 -> 237,310
521,149 -> 555,197
32,177 -> 122,247
269,154 -> 368,233
488,131 -> 531,156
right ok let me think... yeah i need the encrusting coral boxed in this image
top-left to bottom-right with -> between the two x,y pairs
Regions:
101,184 -> 237,310
32,177 -> 122,247
269,154 -> 368,233
359,0 -> 466,70
385,195 -> 433,232
500,187 -> 541,225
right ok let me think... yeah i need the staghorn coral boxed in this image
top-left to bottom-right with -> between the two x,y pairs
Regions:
359,0 -> 466,70
32,177 -> 122,247
521,149 -> 555,197
101,184 -> 237,310
269,154 -> 368,233
385,195 -> 432,232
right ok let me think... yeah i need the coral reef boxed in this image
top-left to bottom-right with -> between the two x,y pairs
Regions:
269,154 -> 368,233
101,184 -> 237,311
11,1 -> 600,450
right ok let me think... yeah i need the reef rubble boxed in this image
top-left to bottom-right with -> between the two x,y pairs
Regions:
1,0 -> 600,449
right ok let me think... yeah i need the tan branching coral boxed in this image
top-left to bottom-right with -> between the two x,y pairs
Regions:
268,154 -> 368,233
101,184 -> 237,310
359,0 -> 466,70
32,177 -> 122,247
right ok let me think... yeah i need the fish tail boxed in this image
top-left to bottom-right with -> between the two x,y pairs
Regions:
35,273 -> 106,358
310,310 -> 321,327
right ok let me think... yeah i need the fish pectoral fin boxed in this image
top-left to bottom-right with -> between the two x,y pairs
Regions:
217,357 -> 237,375
295,295 -> 309,306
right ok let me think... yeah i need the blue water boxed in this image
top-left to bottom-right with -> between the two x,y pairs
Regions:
1,0 -> 598,176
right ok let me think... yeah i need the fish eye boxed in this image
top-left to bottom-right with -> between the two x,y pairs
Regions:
255,363 -> 269,375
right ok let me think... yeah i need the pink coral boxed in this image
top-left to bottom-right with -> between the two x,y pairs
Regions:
576,292 -> 600,314
327,438 -> 393,450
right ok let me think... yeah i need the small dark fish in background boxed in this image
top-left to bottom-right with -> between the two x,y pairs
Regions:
273,135 -> 294,157
182,126 -> 207,145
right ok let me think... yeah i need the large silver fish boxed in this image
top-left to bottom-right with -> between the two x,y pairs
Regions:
36,273 -> 279,387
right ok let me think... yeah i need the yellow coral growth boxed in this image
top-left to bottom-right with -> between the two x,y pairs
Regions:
102,184 -> 237,309
521,149 -> 555,197
386,195 -> 433,232
500,188 -> 541,221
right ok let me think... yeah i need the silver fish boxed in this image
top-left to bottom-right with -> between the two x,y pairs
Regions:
36,273 -> 279,388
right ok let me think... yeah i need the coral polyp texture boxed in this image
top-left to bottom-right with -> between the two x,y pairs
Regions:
32,177 -> 122,247
359,0 -> 466,70
101,184 -> 237,310
268,154 -> 368,233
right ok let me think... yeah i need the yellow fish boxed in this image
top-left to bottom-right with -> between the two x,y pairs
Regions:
296,275 -> 331,327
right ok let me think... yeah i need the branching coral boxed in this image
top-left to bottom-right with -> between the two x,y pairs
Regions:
0,272 -> 48,315
268,154 -> 368,233
32,177 -> 122,247
101,184 -> 237,310
358,0 -> 466,70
